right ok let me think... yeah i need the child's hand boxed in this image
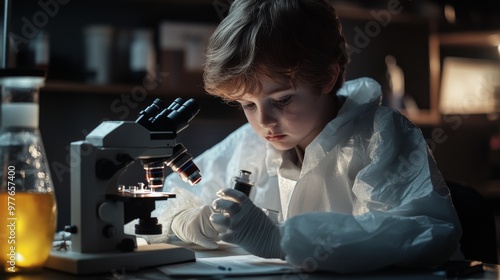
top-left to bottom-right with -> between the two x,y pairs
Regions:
171,205 -> 226,249
211,188 -> 284,259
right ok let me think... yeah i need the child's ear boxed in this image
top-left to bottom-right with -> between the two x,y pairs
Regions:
321,63 -> 340,94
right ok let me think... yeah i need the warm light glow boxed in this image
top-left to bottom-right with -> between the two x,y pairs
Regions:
444,5 -> 456,24
0,193 -> 56,272
439,57 -> 500,114
498,44 -> 500,56
488,34 -> 500,46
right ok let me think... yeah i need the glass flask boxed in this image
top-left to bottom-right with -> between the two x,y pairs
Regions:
0,68 -> 57,274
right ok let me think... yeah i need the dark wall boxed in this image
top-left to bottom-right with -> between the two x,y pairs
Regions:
422,116 -> 499,185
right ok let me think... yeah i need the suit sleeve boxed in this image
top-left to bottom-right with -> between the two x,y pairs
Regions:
280,109 -> 462,273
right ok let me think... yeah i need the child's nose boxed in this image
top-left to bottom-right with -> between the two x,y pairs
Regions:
258,107 -> 277,128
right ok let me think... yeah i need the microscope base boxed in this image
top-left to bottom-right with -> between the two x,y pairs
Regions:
45,243 -> 195,275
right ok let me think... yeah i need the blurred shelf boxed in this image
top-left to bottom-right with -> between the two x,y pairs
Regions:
477,180 -> 500,201
43,83 -> 442,125
438,30 -> 500,47
43,81 -> 134,94
35,1 -> 438,127
333,3 -> 427,23
111,0 -> 429,23
400,109 -> 441,126
42,80 -> 207,97
427,30 -> 500,128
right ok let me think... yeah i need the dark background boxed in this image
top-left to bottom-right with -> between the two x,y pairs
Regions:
1,1 -> 500,260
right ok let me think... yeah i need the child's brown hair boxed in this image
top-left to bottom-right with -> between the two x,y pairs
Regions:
203,0 -> 349,101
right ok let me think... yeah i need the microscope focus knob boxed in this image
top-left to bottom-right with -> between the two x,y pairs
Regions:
98,202 -> 120,223
64,225 -> 78,234
103,224 -> 116,238
117,238 -> 136,252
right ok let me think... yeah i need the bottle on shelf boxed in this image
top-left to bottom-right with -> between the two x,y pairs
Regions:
129,29 -> 157,86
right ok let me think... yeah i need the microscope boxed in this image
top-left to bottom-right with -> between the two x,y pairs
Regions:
46,98 -> 201,275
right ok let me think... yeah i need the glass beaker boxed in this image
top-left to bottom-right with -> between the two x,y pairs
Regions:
0,68 -> 57,274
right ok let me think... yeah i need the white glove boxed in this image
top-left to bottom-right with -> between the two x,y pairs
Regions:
211,188 -> 284,259
171,205 -> 226,249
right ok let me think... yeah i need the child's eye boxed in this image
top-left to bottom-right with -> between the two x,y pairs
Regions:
241,102 -> 256,110
274,95 -> 293,107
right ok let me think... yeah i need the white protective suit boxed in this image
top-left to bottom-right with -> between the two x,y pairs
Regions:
151,77 -> 462,273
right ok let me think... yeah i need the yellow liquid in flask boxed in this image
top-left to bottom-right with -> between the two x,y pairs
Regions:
0,192 -> 57,273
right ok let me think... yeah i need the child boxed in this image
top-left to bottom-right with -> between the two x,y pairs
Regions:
158,0 -> 462,273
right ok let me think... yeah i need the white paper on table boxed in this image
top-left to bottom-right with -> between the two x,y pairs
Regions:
157,254 -> 298,276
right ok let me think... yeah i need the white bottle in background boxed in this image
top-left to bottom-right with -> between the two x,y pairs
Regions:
129,29 -> 157,86
84,25 -> 114,84
385,55 -> 405,110
29,31 -> 50,70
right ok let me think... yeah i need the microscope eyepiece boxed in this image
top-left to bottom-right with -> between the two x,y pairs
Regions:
150,98 -> 200,133
136,98 -> 200,133
166,97 -> 184,110
136,98 -> 202,187
135,98 -> 166,127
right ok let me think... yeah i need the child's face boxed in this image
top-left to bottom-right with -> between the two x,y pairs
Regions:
236,79 -> 337,151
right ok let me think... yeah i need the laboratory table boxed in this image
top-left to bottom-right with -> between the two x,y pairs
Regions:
4,243 -> 500,280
